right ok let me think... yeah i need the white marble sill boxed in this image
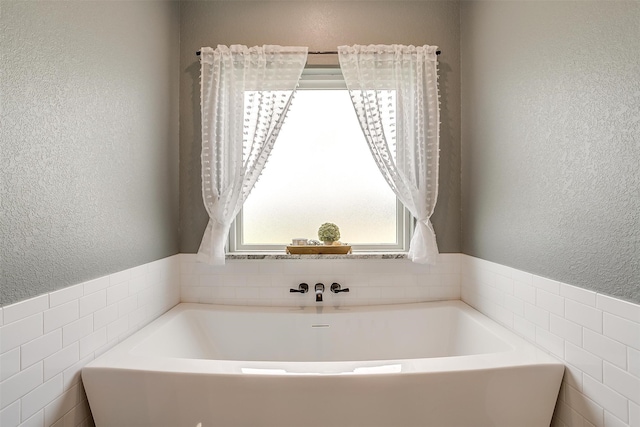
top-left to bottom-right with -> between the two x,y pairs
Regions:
226,252 -> 408,260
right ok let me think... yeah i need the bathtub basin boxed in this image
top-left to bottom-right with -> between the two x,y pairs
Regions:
83,300 -> 563,427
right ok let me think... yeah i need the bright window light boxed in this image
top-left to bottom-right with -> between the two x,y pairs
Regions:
236,86 -> 405,251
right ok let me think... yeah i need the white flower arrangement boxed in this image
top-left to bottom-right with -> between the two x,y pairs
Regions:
318,223 -> 340,243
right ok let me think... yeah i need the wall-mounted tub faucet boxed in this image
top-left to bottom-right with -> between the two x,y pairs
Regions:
315,283 -> 325,302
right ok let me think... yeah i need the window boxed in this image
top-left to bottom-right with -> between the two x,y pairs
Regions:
230,68 -> 410,252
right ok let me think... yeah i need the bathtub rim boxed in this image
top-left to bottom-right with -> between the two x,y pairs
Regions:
83,300 -> 563,376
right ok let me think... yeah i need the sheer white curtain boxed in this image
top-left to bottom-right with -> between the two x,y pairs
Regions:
198,45 -> 308,264
338,45 -> 440,264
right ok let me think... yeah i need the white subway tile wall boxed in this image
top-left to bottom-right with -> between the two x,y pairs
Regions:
179,253 -> 462,307
462,255 -> 640,427
0,256 -> 179,427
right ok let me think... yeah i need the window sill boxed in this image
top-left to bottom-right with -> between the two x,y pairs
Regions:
226,252 -> 407,260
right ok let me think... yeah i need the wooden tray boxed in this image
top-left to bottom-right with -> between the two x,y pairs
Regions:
286,245 -> 352,255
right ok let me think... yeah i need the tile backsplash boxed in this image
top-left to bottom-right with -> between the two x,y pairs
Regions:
461,255 -> 640,427
0,256 -> 180,427
179,253 -> 462,306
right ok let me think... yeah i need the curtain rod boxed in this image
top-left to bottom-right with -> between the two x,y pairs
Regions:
196,49 -> 441,56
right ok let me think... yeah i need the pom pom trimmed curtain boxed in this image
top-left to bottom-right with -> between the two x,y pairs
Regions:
197,44 -> 439,265
197,45 -> 308,265
338,45 -> 441,264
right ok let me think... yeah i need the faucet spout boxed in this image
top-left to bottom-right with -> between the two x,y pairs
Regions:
315,283 -> 325,302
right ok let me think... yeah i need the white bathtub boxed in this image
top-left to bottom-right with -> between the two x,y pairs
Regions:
83,301 -> 563,427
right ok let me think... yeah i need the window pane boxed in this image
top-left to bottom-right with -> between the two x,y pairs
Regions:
242,90 -> 397,245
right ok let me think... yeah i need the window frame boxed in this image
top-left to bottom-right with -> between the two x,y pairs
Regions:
228,66 -> 412,254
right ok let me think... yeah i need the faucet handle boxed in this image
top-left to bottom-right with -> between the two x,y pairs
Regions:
330,283 -> 350,293
290,283 -> 309,293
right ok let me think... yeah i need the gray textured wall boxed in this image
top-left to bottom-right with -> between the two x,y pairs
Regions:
1,1 -> 180,306
461,2 -> 640,303
179,1 -> 461,253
